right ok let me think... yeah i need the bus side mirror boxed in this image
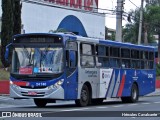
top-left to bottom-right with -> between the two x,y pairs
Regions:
5,43 -> 12,64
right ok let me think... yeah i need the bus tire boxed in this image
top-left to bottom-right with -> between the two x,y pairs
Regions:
75,84 -> 90,107
129,83 -> 139,103
121,83 -> 139,103
34,99 -> 47,107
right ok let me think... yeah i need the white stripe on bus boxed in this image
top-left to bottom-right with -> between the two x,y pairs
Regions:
112,70 -> 120,97
107,70 -> 115,98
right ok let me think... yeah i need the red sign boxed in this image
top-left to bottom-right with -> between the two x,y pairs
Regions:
43,0 -> 98,11
19,67 -> 33,74
13,81 -> 29,86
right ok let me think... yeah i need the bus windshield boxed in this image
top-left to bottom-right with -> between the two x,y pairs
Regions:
11,46 -> 64,75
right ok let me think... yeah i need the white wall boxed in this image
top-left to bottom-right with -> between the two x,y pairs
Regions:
22,2 -> 105,39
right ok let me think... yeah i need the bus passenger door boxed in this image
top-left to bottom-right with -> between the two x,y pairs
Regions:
65,50 -> 78,99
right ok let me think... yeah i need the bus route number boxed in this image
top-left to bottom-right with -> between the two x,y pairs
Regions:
148,74 -> 153,78
36,83 -> 47,87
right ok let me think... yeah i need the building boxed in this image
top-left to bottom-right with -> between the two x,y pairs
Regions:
21,0 -> 105,39
0,0 -> 105,40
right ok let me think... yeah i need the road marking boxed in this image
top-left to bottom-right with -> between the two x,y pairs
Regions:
141,103 -> 150,105
61,108 -> 89,112
0,105 -> 36,109
0,98 -> 13,101
154,101 -> 160,104
113,105 -> 124,108
128,104 -> 138,106
96,106 -> 108,109
0,97 -> 12,99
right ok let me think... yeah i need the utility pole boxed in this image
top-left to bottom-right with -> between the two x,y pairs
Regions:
116,0 -> 124,42
138,0 -> 144,45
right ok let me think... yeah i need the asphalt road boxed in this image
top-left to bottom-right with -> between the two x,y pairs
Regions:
0,95 -> 160,120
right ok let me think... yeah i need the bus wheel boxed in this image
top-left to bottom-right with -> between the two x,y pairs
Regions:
75,84 -> 90,107
129,83 -> 139,103
34,99 -> 47,107
121,84 -> 139,103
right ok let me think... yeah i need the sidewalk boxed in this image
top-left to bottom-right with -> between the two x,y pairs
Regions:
146,89 -> 160,96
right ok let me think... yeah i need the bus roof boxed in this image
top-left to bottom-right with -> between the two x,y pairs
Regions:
13,33 -> 155,51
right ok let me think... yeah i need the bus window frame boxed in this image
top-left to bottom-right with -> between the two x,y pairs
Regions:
121,47 -> 131,69
80,42 -> 95,68
65,40 -> 78,69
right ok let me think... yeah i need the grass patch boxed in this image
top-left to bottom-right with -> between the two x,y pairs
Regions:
0,69 -> 9,80
156,76 -> 160,80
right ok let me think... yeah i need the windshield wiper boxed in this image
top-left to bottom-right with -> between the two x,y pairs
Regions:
22,46 -> 33,66
40,45 -> 50,67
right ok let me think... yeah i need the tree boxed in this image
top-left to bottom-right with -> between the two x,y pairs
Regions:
1,0 -> 14,67
13,0 -> 22,35
1,0 -> 22,67
147,5 -> 160,60
123,7 -> 155,44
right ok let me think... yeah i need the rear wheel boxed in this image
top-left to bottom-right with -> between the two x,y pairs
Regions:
34,99 -> 47,107
121,84 -> 139,103
75,84 -> 90,107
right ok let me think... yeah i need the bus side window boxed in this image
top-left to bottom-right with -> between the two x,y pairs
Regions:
80,43 -> 95,67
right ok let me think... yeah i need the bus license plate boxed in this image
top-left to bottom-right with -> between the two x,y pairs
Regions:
28,91 -> 37,95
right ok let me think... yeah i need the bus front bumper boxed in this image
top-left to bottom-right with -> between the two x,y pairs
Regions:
10,85 -> 64,99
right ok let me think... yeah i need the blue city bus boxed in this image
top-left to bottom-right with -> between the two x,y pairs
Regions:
5,33 -> 156,107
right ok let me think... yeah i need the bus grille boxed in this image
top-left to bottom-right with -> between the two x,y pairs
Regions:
21,92 -> 45,97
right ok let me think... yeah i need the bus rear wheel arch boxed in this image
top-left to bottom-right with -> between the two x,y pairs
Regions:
75,83 -> 91,107
121,83 -> 139,103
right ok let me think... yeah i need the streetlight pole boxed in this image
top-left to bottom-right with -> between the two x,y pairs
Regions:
138,0 -> 144,45
116,0 -> 124,42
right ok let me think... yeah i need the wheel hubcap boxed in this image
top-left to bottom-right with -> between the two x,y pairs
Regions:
132,89 -> 137,100
81,90 -> 87,102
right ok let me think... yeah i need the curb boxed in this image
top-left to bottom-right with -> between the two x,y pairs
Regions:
0,80 -> 9,94
156,80 -> 160,88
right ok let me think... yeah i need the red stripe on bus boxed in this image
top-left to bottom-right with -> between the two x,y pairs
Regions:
117,73 -> 126,97
13,81 -> 28,86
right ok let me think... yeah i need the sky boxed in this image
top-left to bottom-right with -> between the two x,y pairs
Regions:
99,0 -> 142,29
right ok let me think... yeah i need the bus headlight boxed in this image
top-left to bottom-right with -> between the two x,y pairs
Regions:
10,81 -> 20,90
48,79 -> 64,90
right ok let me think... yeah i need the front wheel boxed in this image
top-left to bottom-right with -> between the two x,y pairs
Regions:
34,99 -> 47,107
75,84 -> 90,107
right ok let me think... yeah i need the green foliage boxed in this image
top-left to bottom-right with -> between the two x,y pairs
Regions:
13,0 -> 22,35
156,64 -> 160,76
123,4 -> 160,44
1,0 -> 22,67
123,23 -> 139,44
1,0 -> 14,67
0,69 -> 9,80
